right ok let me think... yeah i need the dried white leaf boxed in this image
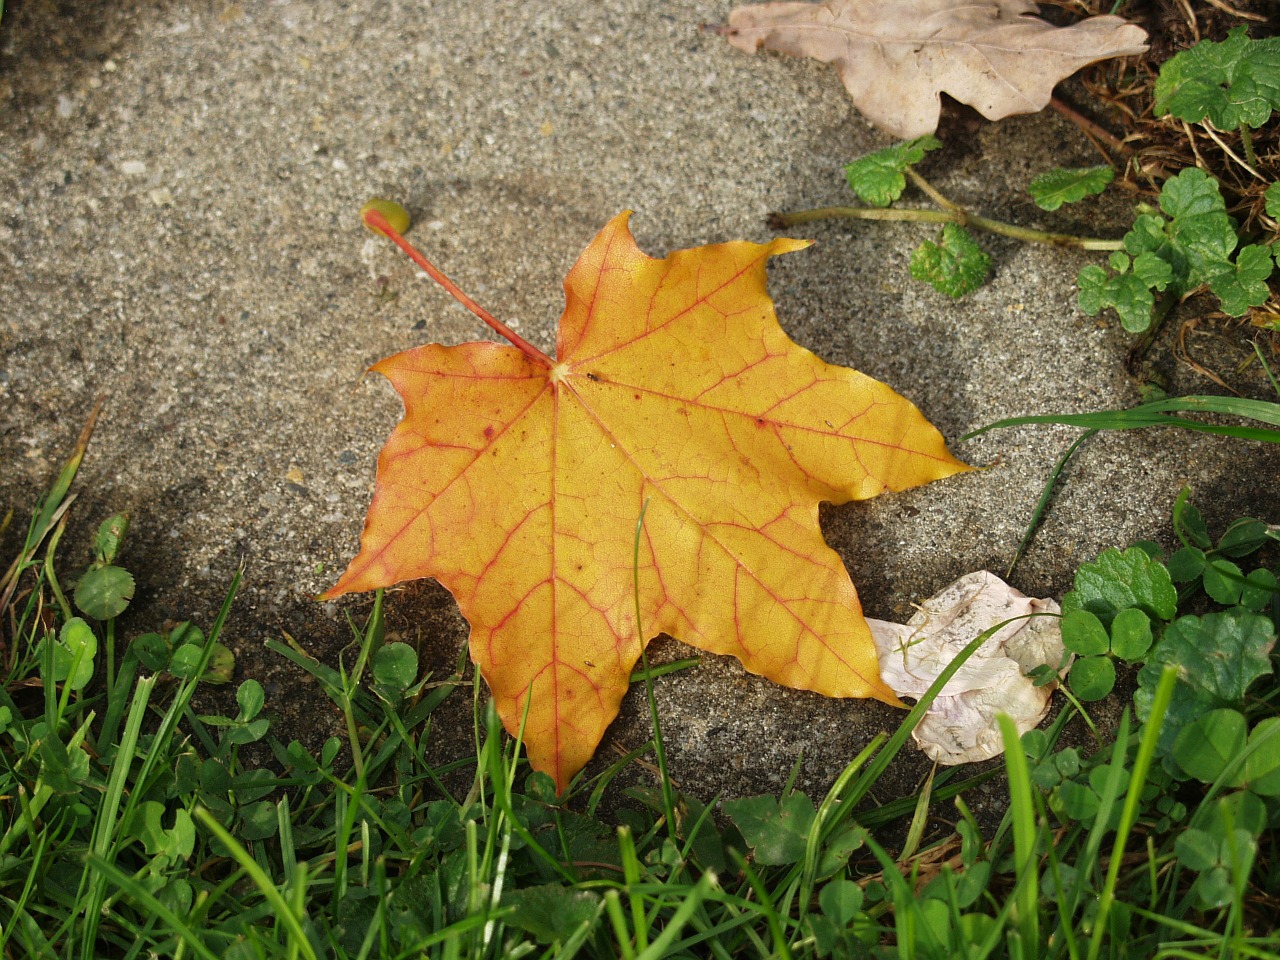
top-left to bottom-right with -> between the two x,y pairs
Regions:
868,571 -> 1066,764
724,0 -> 1148,138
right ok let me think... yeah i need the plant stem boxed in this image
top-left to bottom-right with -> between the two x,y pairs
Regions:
362,209 -> 553,367
772,204 -> 1123,251
905,167 -> 961,213
1237,123 -> 1259,171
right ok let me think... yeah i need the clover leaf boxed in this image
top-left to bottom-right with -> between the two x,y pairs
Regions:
1135,609 -> 1277,761
1061,546 -> 1178,628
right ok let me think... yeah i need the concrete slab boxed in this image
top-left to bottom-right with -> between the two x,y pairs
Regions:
2,0 -> 1275,815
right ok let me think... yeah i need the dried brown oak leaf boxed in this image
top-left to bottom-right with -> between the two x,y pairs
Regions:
723,0 -> 1148,138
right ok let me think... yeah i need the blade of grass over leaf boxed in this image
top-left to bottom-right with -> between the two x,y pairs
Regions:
193,808 -> 320,960
824,614 -> 1045,835
964,395 -> 1280,444
1007,428 -> 1098,578
1089,665 -> 1178,960
998,714 -> 1041,955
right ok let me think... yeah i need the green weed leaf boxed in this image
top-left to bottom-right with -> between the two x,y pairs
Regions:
93,513 -> 130,565
1154,28 -> 1280,130
1062,546 -> 1178,627
74,565 -> 135,620
1217,517 -> 1275,557
820,879 -> 863,925
1135,609 -> 1277,759
1266,182 -> 1280,219
1174,826 -> 1219,872
1076,253 -> 1171,332
1173,708 -> 1247,785
373,641 -> 419,699
1167,546 -> 1206,582
910,223 -> 989,297
236,679 -> 265,720
1208,243 -> 1274,316
1068,655 -> 1115,701
843,135 -> 941,207
723,792 -> 814,865
502,884 -> 601,944
1110,607 -> 1153,660
134,802 -> 196,861
1203,558 -> 1244,605
1241,569 -> 1277,612
1120,169 -> 1238,305
1028,166 -> 1113,211
1244,717 -> 1280,795
237,800 -> 279,841
1062,609 -> 1109,656
51,617 -> 98,690
132,632 -> 169,672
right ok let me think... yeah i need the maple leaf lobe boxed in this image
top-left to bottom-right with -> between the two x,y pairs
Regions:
326,212 -> 968,790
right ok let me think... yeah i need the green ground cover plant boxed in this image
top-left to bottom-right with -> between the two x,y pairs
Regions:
3,412 -> 1279,957
771,24 -> 1280,342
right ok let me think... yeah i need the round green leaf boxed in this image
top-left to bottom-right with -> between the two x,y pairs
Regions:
1062,609 -> 1109,656
1190,788 -> 1267,837
820,878 -> 863,925
1174,827 -> 1218,872
372,641 -> 419,696
1167,546 -> 1206,582
1135,609 -> 1278,760
1054,780 -> 1100,822
237,800 -> 280,841
226,718 -> 269,745
168,645 -> 201,680
205,642 -> 236,684
1173,708 -> 1247,785
131,632 -> 169,672
74,565 -> 135,620
1203,558 -> 1243,605
53,618 -> 98,690
236,679 -> 265,720
1063,546 -> 1178,626
1244,717 -> 1280,796
1109,607 -> 1153,660
1069,655 -> 1115,701
1240,568 -> 1277,613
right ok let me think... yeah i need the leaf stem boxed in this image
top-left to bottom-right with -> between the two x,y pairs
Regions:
362,209 -> 553,367
905,167 -> 961,213
771,204 -> 1123,251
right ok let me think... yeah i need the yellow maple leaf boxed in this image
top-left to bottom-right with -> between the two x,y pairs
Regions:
325,210 -> 969,791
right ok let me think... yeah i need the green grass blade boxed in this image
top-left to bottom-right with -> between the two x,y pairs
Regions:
1087,665 -> 1177,960
76,674 -> 157,957
193,807 -> 320,960
83,853 -> 222,960
634,871 -> 719,960
964,395 -> 1280,444
827,614 -> 1046,832
999,714 -> 1040,959
1008,428 -> 1097,579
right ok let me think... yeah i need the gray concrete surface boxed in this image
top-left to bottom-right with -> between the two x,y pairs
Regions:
2,0 -> 1275,816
